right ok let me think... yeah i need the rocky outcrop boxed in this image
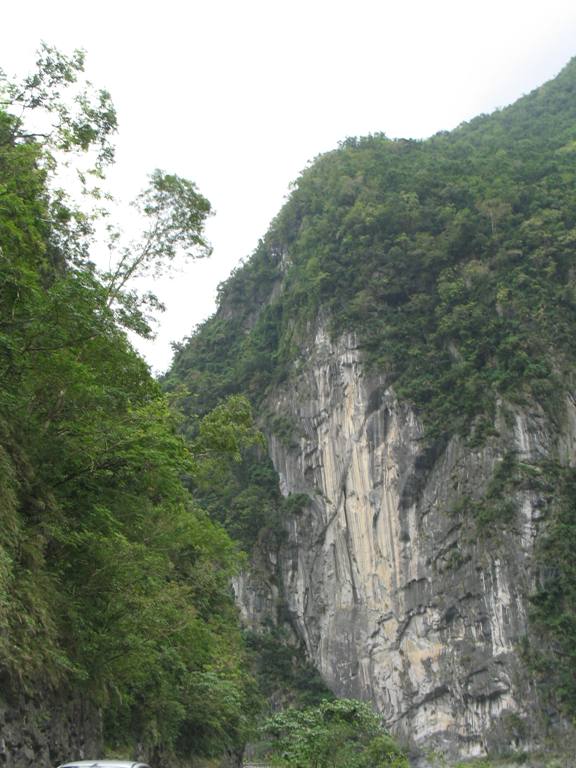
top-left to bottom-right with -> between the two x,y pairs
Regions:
0,680 -> 101,767
236,319 -> 576,761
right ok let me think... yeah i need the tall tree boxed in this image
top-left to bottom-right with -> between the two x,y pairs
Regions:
0,45 -> 259,762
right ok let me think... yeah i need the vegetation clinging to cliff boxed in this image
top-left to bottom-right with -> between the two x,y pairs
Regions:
166,57 -> 576,730
527,464 -> 576,719
262,698 -> 408,768
169,57 -> 576,440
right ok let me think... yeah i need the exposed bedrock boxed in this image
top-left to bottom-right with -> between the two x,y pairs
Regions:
0,679 -> 101,768
235,320 -> 576,761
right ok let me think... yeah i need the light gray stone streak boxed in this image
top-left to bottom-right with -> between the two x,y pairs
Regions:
236,317 -> 576,761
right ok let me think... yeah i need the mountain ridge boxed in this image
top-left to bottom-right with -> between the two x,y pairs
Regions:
166,56 -> 576,763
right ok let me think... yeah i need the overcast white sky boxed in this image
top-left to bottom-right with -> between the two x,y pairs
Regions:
2,0 -> 576,372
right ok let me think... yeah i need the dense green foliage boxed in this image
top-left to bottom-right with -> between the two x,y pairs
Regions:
192,445 -> 308,548
170,58 -> 576,441
245,626 -> 333,708
166,57 -> 576,735
0,47 -> 260,761
262,698 -> 408,768
5,44 -> 576,764
526,464 -> 576,719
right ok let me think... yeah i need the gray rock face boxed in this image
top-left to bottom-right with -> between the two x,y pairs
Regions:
236,319 -> 576,761
0,681 -> 101,768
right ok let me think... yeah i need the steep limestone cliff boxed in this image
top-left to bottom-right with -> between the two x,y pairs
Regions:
170,57 -> 576,764
234,318 -> 576,761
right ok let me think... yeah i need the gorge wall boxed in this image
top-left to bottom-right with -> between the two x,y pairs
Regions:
0,682 -> 101,767
173,57 -> 576,765
235,317 -> 576,762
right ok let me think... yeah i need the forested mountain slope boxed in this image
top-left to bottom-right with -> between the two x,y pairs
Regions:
0,47 -> 410,768
0,47 -> 262,767
167,58 -> 576,763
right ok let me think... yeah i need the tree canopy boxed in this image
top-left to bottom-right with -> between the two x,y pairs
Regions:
0,45 -> 259,762
262,698 -> 408,768
169,57 -> 576,442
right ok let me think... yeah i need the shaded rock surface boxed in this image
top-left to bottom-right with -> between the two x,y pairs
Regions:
0,679 -> 101,767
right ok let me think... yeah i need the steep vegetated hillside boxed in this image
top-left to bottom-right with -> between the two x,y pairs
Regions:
1,46 -> 409,768
171,57 -> 576,435
0,47 -> 267,767
167,58 -> 576,763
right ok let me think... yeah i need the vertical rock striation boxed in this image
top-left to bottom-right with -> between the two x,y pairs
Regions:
237,319 -> 575,760
0,681 -> 101,767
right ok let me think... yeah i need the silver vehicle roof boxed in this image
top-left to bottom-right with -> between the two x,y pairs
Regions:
57,762 -> 150,768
